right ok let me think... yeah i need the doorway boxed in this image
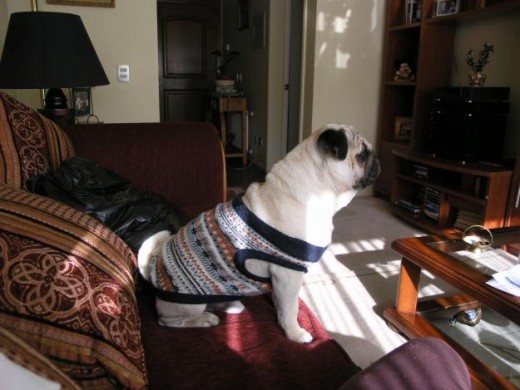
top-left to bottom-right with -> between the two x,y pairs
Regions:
284,0 -> 304,153
157,0 -> 220,122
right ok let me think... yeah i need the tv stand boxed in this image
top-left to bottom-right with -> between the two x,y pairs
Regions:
391,150 -> 512,234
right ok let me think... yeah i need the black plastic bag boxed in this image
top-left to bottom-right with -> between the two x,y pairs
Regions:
28,156 -> 187,253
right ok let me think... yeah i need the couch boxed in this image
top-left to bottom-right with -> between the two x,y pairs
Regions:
0,92 -> 471,389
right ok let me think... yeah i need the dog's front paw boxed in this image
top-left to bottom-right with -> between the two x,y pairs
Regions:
286,327 -> 313,343
190,312 -> 220,327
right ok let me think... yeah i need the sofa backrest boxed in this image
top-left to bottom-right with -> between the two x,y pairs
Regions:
0,92 -> 75,190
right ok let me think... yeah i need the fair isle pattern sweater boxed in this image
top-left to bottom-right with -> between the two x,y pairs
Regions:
149,197 -> 327,303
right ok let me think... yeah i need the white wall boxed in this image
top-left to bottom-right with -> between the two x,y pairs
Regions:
1,0 -> 160,123
309,0 -> 385,147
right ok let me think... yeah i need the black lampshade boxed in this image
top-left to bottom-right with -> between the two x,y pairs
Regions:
0,12 -> 109,90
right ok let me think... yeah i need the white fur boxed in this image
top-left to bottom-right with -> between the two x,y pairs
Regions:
138,123 -> 379,343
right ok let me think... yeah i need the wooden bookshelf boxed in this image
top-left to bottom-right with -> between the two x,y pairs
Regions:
374,0 -> 520,198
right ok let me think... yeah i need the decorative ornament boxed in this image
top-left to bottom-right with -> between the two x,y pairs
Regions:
465,42 -> 494,87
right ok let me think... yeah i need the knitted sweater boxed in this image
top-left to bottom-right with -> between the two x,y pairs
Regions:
149,197 -> 327,303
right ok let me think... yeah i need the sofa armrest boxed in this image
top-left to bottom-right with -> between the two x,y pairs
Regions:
340,337 -> 471,389
63,122 -> 225,218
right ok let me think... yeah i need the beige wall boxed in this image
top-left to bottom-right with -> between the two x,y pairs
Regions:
1,0 -> 160,123
309,0 -> 385,147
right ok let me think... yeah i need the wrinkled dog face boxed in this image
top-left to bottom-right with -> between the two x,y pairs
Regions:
315,124 -> 380,192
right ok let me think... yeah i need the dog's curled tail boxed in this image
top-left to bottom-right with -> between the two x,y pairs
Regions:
137,230 -> 171,281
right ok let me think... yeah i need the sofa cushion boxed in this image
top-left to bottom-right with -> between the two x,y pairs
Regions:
0,184 -> 147,389
138,284 -> 361,389
0,92 -> 74,190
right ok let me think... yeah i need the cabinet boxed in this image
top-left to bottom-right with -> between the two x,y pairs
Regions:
375,0 -> 520,198
392,150 -> 512,234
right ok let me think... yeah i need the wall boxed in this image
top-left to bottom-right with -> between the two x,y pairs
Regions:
309,0 -> 385,148
451,13 -> 520,160
0,0 -> 160,123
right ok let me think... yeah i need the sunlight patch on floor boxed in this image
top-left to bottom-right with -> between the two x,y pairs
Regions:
301,273 -> 406,368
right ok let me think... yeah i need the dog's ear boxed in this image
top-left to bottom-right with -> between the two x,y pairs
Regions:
317,129 -> 348,160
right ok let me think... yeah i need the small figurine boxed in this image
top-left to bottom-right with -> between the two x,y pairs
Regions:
394,62 -> 415,82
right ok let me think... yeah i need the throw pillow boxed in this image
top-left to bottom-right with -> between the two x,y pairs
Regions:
0,184 -> 147,389
0,92 -> 75,190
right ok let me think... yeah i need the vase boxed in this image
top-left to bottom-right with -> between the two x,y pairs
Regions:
468,72 -> 486,87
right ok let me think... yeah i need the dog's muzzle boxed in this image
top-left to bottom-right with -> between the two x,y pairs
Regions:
354,154 -> 380,190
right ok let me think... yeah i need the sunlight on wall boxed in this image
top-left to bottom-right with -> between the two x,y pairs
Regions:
316,8 -> 353,70
310,1 -> 384,152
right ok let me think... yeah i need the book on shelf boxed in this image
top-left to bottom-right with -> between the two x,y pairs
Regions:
422,187 -> 440,220
405,0 -> 422,24
412,164 -> 428,180
394,199 -> 422,214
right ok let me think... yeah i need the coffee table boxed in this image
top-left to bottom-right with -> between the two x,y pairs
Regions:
384,227 -> 520,390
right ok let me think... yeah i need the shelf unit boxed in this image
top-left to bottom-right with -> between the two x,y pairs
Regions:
375,0 -> 520,199
392,150 -> 512,234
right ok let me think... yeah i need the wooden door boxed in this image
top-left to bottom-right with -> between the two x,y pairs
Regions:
157,0 -> 220,122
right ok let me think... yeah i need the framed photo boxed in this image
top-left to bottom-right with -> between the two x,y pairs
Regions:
394,117 -> 413,140
434,0 -> 459,17
238,0 -> 249,30
47,0 -> 115,7
72,87 -> 92,117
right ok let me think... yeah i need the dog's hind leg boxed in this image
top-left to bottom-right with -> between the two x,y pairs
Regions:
156,299 -> 220,327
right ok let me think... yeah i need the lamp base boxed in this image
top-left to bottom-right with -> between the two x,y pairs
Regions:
38,108 -> 75,126
44,88 -> 68,109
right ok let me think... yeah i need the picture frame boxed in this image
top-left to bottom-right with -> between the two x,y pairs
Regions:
47,0 -> 115,7
434,0 -> 459,17
394,117 -> 413,140
72,87 -> 92,117
238,0 -> 249,30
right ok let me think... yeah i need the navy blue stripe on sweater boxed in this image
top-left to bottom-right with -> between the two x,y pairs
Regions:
232,196 -> 327,263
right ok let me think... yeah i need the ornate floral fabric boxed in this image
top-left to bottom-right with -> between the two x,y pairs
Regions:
0,92 -> 74,190
0,184 -> 147,389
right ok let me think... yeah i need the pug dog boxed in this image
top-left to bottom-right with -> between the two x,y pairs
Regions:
138,123 -> 380,343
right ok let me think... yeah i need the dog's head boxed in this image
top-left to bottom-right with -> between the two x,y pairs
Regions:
312,123 -> 380,193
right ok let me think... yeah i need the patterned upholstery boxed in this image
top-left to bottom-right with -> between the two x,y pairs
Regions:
0,93 -> 147,388
0,325 -> 81,390
0,184 -> 147,389
0,92 -> 74,190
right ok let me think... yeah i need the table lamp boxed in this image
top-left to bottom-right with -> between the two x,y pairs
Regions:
0,11 -> 109,116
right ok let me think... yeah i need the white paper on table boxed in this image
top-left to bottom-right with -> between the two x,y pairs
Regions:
452,248 -> 517,273
487,264 -> 520,297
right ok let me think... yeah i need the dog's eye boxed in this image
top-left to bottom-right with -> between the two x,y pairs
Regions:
356,143 -> 369,164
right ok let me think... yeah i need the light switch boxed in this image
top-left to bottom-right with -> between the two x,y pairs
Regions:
117,64 -> 130,82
